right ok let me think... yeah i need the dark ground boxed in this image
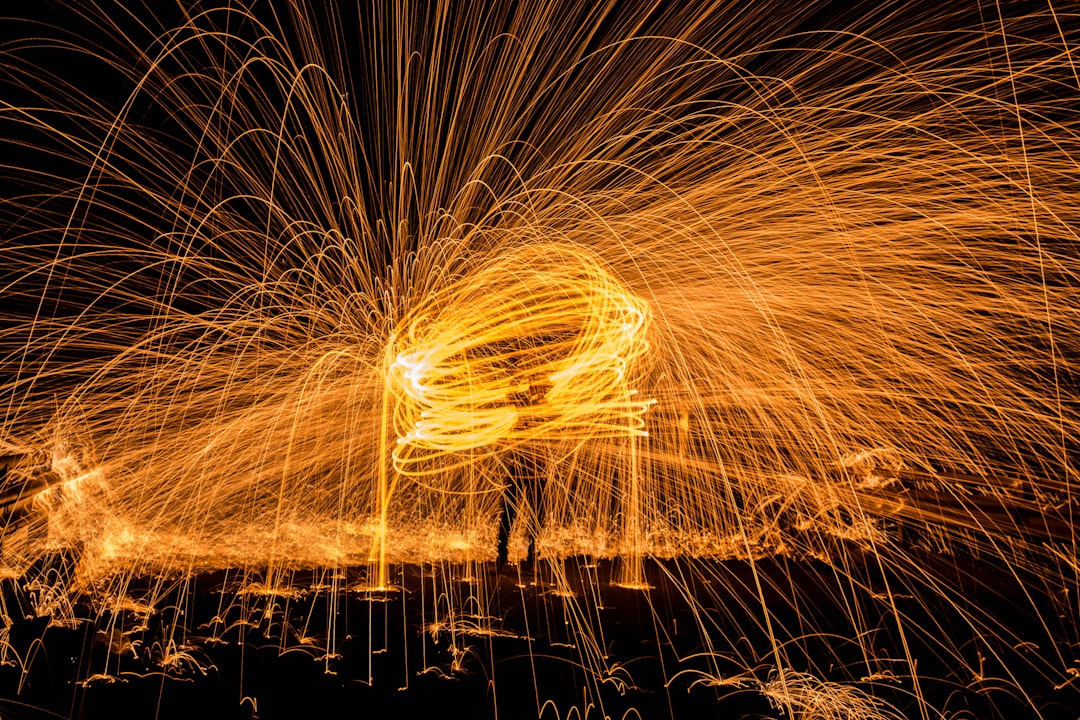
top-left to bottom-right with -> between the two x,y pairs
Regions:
1,550 -> 1078,720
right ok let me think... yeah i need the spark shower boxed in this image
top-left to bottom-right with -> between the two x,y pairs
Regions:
0,1 -> 1078,718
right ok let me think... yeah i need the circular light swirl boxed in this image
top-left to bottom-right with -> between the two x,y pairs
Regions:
386,243 -> 653,478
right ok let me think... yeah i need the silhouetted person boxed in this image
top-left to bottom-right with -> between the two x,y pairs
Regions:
496,449 -> 546,570
496,381 -> 549,571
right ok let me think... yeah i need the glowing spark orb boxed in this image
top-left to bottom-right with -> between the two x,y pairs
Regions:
388,243 -> 652,477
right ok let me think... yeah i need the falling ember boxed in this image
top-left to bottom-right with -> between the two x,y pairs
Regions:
0,2 -> 1078,718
